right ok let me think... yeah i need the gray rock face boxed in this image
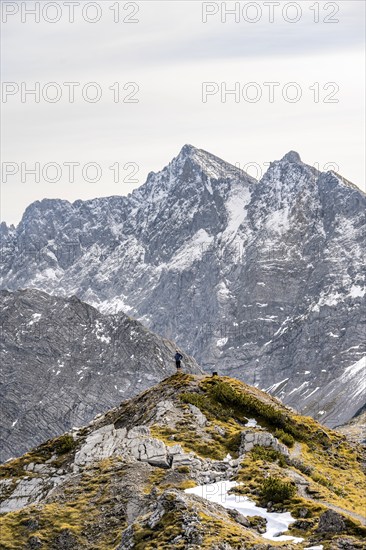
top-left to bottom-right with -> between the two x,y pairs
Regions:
73,423 -> 185,472
239,430 -> 289,456
1,145 -> 365,427
0,289 -> 202,462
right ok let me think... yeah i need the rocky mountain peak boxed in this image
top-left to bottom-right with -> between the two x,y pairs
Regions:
178,143 -> 200,157
169,143 -> 254,184
281,150 -> 302,164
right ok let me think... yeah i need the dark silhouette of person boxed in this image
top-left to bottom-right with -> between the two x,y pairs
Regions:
175,350 -> 183,370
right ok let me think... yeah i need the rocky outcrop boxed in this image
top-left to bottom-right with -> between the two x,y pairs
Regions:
239,430 -> 289,456
73,424 -> 189,470
317,510 -> 347,533
0,419 -> 237,513
0,472 -> 67,513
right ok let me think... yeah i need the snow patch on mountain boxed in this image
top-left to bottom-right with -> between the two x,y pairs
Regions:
165,229 -> 213,272
185,481 -> 303,543
342,357 -> 366,384
223,186 -> 251,237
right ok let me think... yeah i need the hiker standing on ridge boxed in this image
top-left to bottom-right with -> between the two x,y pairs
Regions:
175,350 -> 183,371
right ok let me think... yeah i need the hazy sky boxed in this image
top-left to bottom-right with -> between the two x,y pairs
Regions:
1,0 -> 365,225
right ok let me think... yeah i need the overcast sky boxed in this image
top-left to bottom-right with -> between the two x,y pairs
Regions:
1,0 -> 365,225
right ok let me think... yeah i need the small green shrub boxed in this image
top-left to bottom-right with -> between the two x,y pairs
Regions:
54,435 -> 76,455
177,466 -> 190,474
180,392 -> 231,421
226,431 -> 242,454
274,429 -> 295,448
209,381 -> 282,422
260,476 -> 296,503
251,445 -> 287,467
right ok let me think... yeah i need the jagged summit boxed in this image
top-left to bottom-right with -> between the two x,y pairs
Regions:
281,150 -> 302,163
178,143 -> 200,157
1,373 -> 365,548
169,143 -> 255,183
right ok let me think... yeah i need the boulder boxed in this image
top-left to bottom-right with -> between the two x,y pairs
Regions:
292,518 -> 315,530
317,510 -> 346,533
74,424 -> 128,467
139,438 -> 171,468
239,430 -> 289,457
227,508 -> 250,527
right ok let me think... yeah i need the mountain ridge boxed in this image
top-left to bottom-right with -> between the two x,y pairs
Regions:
1,145 -> 365,233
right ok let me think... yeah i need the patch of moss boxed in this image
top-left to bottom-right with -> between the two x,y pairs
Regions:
144,468 -> 167,493
0,458 -> 26,480
160,373 -> 195,389
343,518 -> 366,539
301,444 -> 366,516
133,509 -> 184,550
176,480 -> 196,490
145,466 -> 196,495
290,498 -> 326,518
151,421 -> 240,462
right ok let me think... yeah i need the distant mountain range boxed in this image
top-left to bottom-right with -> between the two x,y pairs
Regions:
1,144 -> 365,430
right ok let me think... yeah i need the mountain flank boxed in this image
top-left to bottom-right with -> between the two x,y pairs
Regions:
0,289 -> 202,462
